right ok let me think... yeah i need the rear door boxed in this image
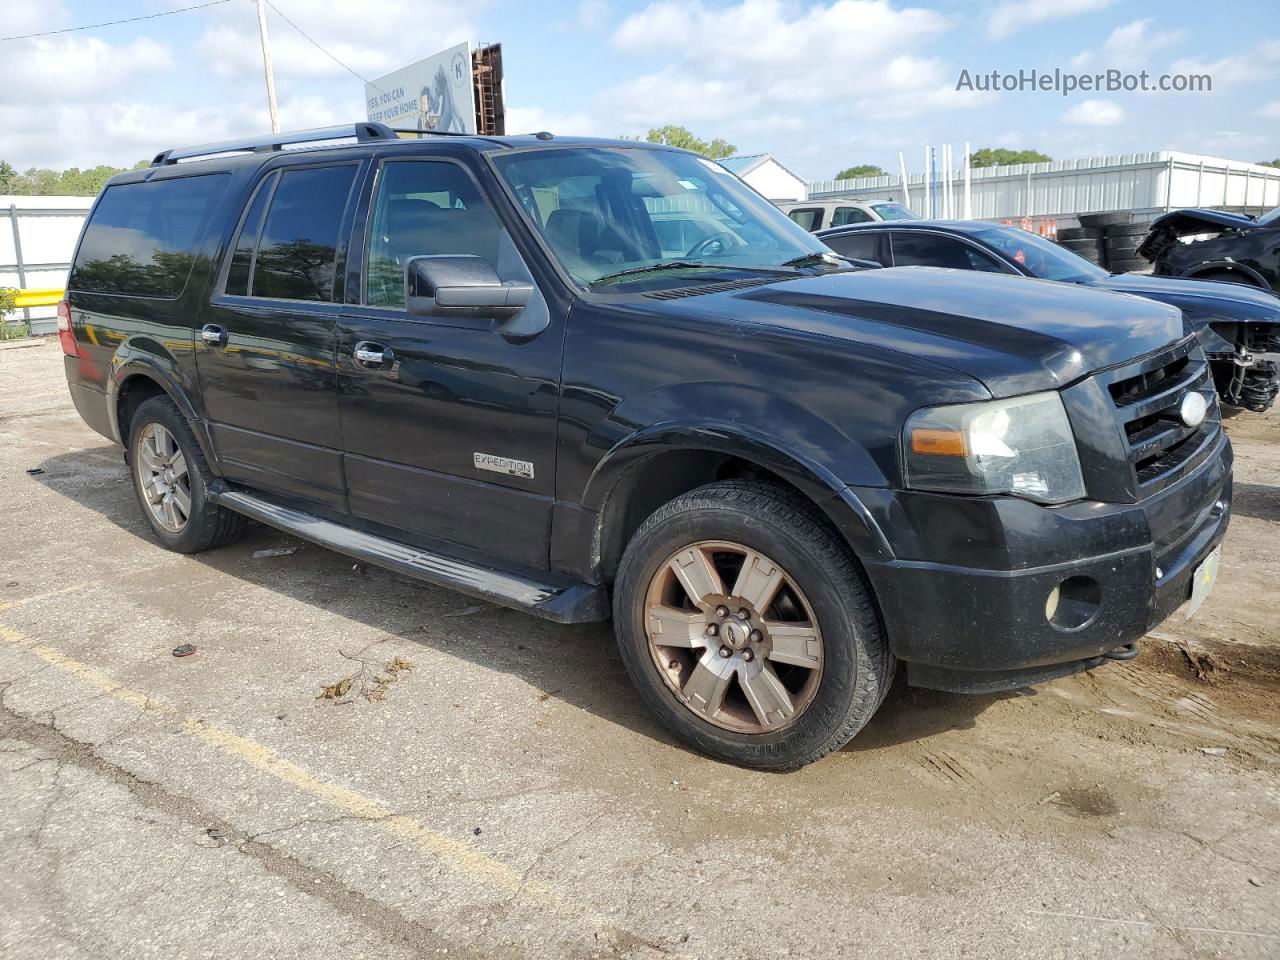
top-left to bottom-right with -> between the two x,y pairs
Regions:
336,155 -> 564,569
887,231 -> 1009,272
821,229 -> 889,266
197,161 -> 362,511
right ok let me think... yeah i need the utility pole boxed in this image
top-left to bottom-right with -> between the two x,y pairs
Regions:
255,0 -> 280,133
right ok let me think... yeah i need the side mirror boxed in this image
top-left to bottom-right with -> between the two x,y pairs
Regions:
405,255 -> 533,320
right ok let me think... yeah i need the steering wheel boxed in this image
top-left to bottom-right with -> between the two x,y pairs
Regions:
685,231 -> 738,258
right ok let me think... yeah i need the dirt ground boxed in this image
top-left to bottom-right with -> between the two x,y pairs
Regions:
1,337 -> 1277,959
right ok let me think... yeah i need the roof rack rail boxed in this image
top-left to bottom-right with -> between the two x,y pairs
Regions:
388,127 -> 480,138
151,122 -> 398,166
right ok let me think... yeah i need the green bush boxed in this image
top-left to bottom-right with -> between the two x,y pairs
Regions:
0,287 -> 29,340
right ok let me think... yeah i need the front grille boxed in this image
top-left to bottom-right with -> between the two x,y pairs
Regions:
1099,337 -> 1221,496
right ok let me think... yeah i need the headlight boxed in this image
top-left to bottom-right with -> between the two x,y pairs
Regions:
903,392 -> 1086,504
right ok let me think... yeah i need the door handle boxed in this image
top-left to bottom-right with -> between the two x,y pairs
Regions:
200,324 -> 228,347
353,342 -> 393,367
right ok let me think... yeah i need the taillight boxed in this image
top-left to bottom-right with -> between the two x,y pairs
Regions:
57,299 -> 79,357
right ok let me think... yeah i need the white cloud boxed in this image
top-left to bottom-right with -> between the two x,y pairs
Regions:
1260,101 -> 1280,120
986,0 -> 1114,40
605,0 -> 958,131
503,105 -> 597,136
0,36 -> 172,104
1070,18 -> 1184,69
1062,98 -> 1125,126
576,0 -> 610,29
1170,39 -> 1280,89
197,0 -> 476,86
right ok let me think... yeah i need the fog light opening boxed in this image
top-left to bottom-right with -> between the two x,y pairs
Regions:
1046,576 -> 1101,630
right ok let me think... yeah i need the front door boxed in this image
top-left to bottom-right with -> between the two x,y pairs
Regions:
337,156 -> 563,569
197,161 -> 362,512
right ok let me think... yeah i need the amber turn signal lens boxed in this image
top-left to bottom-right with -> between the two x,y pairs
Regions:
910,427 -> 967,457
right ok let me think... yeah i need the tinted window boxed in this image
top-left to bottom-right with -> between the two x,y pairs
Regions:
365,161 -> 503,307
787,208 -> 823,231
225,174 -> 275,296
831,206 -> 873,226
823,232 -> 883,264
251,165 -> 357,302
892,232 -> 1005,272
69,174 -> 228,298
975,227 -> 1109,282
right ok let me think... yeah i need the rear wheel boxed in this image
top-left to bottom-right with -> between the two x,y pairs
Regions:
128,396 -> 246,553
613,481 -> 893,770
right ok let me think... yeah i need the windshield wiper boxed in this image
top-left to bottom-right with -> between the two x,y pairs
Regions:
590,261 -> 791,287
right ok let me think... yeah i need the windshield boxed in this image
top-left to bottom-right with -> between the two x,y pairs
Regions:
871,202 -> 919,221
491,147 -> 832,291
975,227 -> 1109,282
1257,206 -> 1280,226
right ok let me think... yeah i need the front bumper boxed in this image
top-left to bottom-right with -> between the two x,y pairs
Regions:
855,432 -> 1232,693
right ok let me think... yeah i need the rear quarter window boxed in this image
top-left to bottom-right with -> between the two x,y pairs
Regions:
69,174 -> 229,298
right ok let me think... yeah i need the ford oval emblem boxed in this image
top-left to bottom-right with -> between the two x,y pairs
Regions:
1179,392 -> 1208,428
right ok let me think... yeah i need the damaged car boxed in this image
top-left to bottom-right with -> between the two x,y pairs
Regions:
819,220 -> 1280,412
1139,206 -> 1280,295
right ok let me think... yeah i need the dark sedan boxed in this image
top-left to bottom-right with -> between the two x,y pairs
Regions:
818,220 -> 1280,412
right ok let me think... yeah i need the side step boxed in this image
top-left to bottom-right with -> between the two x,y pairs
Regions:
212,490 -> 609,624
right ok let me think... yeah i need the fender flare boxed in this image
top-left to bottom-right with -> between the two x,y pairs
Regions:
583,420 -> 894,564
1183,260 -> 1271,290
108,341 -> 217,468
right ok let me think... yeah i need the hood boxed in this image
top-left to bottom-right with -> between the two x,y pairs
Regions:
654,266 -> 1187,397
1146,208 -> 1258,236
1090,271 -> 1280,323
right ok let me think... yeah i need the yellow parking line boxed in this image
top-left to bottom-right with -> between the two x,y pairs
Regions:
0,586 -> 86,613
0,623 -> 575,914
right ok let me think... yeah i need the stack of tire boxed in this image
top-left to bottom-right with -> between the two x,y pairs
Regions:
1055,212 -> 1153,274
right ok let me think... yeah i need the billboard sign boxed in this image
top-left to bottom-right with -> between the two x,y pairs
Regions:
365,42 -> 475,134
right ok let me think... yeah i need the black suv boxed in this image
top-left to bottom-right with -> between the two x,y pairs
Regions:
60,123 -> 1232,769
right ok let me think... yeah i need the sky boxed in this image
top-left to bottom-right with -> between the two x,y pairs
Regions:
2,0 -> 1278,183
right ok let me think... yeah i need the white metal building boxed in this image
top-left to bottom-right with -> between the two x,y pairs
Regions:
2,195 -> 94,334
807,152 -> 1280,225
718,154 -> 808,203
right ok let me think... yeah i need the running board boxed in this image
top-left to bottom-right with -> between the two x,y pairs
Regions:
212,490 -> 609,623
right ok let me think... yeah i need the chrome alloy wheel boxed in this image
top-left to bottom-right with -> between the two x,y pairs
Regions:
644,540 -> 824,733
136,422 -> 191,533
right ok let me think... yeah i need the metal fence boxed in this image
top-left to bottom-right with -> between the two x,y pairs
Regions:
1,196 -> 94,335
807,151 -> 1280,226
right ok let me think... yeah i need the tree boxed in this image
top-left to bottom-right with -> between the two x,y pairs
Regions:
969,148 -> 1052,168
643,126 -> 737,159
835,164 -> 887,180
0,159 -> 148,196
1259,159 -> 1280,169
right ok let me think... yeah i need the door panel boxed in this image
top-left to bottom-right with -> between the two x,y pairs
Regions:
337,157 -> 563,569
197,162 -> 360,511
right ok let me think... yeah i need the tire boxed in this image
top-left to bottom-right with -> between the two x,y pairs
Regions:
1105,239 -> 1144,259
1059,238 -> 1102,262
612,480 -> 894,770
1056,226 -> 1101,241
1079,211 -> 1132,229
1108,257 -> 1150,273
127,396 -> 246,553
1105,222 -> 1151,238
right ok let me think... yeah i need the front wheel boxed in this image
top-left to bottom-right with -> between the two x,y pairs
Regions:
613,481 -> 893,770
